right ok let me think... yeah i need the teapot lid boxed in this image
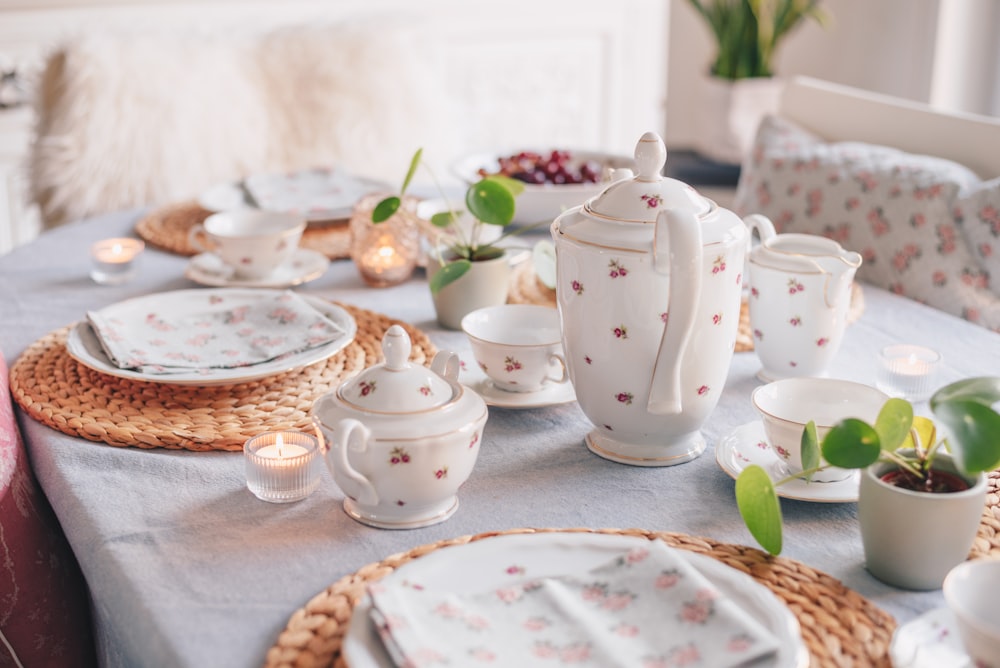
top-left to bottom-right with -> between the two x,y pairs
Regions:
584,132 -> 710,223
338,325 -> 455,412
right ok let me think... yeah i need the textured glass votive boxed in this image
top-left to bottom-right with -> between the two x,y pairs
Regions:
244,431 -> 321,503
349,193 -> 420,287
90,238 -> 145,285
876,344 -> 941,402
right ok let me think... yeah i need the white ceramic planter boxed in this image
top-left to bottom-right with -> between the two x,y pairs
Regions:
693,75 -> 784,165
858,452 -> 986,590
427,252 -> 511,330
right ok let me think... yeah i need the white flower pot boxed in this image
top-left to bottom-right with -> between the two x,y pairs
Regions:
427,252 -> 511,330
858,452 -> 986,590
693,75 -> 784,165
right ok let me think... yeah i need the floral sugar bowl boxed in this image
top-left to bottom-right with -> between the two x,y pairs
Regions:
311,325 -> 487,529
552,132 -> 761,466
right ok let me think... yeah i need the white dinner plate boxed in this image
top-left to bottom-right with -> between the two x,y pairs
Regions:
184,248 -> 330,288
65,291 -> 356,386
342,532 -> 807,668
715,421 -> 860,503
459,352 -> 576,409
197,168 -> 390,223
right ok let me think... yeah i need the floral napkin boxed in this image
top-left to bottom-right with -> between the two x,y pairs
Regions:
368,540 -> 780,667
86,289 -> 345,375
243,167 -> 384,219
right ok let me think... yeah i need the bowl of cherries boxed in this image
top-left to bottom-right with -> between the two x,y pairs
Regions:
451,148 -> 632,225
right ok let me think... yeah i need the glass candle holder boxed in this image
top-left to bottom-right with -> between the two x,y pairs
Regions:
244,431 -> 322,503
90,238 -> 145,285
349,193 -> 420,287
876,344 -> 942,402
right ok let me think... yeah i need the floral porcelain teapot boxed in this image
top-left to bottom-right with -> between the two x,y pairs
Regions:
311,325 -> 488,528
551,131 -> 757,466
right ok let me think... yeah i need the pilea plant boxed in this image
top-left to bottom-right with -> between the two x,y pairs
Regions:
736,376 -> 1000,555
372,148 -> 524,295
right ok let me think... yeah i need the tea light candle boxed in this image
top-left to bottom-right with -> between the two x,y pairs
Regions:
90,238 -> 145,285
244,431 -> 322,503
876,344 -> 941,402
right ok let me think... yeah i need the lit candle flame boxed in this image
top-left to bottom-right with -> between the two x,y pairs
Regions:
111,242 -> 123,256
275,432 -> 284,457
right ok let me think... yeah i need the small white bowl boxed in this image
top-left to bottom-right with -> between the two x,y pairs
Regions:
944,560 -> 1000,667
751,378 -> 888,482
450,148 -> 632,225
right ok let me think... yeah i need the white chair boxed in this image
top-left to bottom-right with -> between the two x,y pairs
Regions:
778,76 -> 1000,179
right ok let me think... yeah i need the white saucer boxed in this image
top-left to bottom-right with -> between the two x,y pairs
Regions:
715,421 -> 860,503
184,248 -> 329,288
890,607 -> 972,667
459,353 -> 576,409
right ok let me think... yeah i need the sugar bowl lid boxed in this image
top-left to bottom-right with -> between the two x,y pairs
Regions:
338,325 -> 454,412
583,131 -> 710,223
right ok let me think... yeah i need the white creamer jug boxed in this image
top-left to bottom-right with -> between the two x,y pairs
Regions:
551,132 -> 755,466
746,215 -> 862,380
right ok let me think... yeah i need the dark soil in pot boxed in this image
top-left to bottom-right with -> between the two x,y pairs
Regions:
880,468 -> 972,493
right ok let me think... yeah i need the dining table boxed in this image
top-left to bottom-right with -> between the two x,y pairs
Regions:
1,205 -> 999,668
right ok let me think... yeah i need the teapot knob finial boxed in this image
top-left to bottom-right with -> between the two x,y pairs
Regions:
382,324 -> 411,371
635,132 -> 666,181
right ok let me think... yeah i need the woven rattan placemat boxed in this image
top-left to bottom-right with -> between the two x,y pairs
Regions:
264,527 -> 896,668
507,263 -> 865,354
135,202 -> 353,260
973,469 -> 1000,559
9,303 -> 433,452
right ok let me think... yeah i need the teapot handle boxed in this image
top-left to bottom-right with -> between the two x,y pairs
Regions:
430,350 -> 461,381
330,418 -> 379,507
648,208 -> 703,415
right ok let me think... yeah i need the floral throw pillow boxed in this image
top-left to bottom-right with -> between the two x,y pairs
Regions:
954,178 -> 1000,297
733,114 -> 1000,331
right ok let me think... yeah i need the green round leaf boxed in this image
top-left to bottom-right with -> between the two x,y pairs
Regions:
821,418 -> 881,469
931,377 -> 1000,411
735,465 -> 783,555
933,399 -> 1000,473
874,398 -> 914,452
466,178 -> 516,226
430,211 -> 460,228
372,196 -> 401,223
800,421 -> 820,473
429,259 -> 471,295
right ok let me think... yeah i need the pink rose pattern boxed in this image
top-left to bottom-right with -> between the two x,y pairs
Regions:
734,115 -> 1000,331
567,242 -> 735,434
369,543 -> 776,666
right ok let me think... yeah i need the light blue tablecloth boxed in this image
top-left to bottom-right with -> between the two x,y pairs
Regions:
2,210 -> 998,667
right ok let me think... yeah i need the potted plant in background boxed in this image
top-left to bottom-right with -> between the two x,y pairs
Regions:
687,0 -> 828,164
373,149 -> 525,329
736,377 -> 1000,590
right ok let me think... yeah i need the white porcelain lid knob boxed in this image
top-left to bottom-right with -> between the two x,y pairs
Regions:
635,131 -> 667,182
382,325 -> 410,371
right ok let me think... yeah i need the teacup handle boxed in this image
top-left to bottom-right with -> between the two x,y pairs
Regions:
187,224 -> 215,254
542,352 -> 569,386
332,418 -> 379,507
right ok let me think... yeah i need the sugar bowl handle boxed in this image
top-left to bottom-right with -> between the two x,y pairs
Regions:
324,417 -> 379,507
430,350 -> 461,381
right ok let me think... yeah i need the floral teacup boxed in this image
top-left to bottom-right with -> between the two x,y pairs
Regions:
461,304 -> 568,393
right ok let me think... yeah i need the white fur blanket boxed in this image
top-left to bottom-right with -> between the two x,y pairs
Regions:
29,20 -> 450,227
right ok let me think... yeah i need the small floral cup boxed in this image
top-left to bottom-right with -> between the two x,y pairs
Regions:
461,304 -> 568,393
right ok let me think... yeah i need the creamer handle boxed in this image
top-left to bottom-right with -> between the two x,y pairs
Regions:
744,214 -> 776,247
648,209 -> 703,415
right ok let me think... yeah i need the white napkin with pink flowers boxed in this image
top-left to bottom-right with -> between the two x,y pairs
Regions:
368,540 -> 779,668
86,289 -> 344,375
